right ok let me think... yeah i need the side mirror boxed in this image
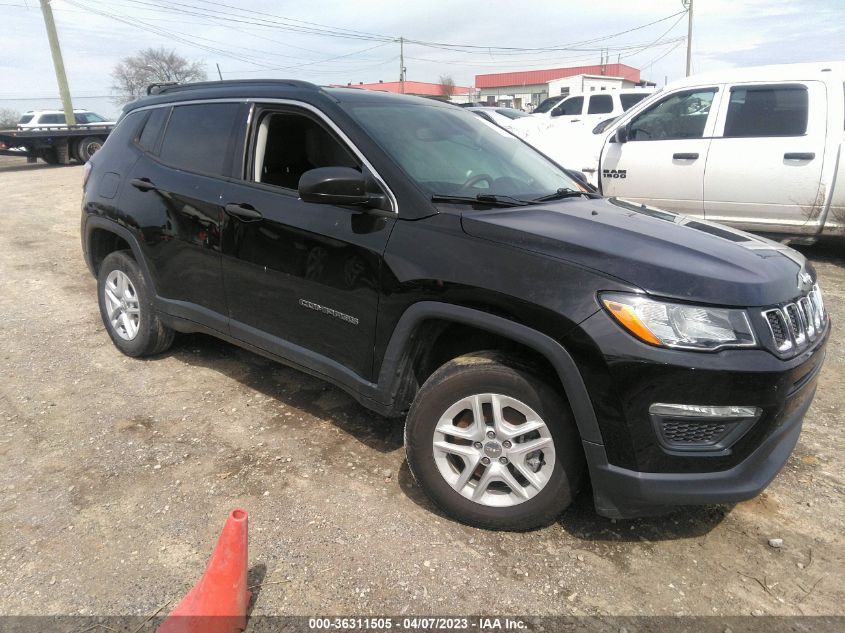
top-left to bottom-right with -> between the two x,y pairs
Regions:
613,124 -> 630,144
299,167 -> 371,206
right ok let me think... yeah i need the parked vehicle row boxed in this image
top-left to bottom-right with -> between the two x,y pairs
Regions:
82,79 -> 828,530
517,62 -> 845,241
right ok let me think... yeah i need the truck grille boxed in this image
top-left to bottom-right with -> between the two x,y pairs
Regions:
763,285 -> 826,354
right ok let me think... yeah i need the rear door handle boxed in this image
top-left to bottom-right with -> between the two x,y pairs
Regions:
784,152 -> 815,160
225,203 -> 263,221
673,153 -> 699,160
130,177 -> 157,192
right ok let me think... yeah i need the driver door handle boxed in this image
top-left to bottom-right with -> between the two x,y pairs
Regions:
784,152 -> 815,160
673,153 -> 699,160
224,203 -> 263,221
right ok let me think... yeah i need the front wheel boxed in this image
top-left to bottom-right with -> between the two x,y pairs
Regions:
404,352 -> 585,530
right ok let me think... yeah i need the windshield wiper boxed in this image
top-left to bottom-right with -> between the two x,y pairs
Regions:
533,187 -> 602,202
431,194 -> 533,207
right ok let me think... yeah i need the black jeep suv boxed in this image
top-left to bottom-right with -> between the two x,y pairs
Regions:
81,80 -> 829,530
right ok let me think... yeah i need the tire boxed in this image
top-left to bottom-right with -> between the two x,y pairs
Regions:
76,136 -> 103,163
96,250 -> 174,357
405,351 -> 585,531
39,148 -> 59,164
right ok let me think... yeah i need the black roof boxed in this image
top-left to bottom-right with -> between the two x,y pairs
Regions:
126,79 -> 455,112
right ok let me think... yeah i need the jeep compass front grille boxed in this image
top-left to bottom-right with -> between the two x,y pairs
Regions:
762,285 -> 826,355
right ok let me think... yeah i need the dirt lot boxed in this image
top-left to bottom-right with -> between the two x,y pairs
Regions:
0,157 -> 843,623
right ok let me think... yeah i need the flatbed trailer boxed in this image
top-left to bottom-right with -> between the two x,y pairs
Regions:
0,124 -> 115,164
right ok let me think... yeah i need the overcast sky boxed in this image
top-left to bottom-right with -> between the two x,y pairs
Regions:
1,0 -> 843,118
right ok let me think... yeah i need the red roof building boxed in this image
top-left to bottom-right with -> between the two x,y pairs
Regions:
476,63 -> 641,89
336,80 -> 474,98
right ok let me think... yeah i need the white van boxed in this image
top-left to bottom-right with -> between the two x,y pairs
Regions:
585,62 -> 844,240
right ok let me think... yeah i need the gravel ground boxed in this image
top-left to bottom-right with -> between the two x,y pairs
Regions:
0,157 -> 843,621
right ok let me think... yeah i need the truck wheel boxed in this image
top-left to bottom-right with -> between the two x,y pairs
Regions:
404,351 -> 585,531
97,250 -> 174,357
39,148 -> 59,164
76,136 -> 103,162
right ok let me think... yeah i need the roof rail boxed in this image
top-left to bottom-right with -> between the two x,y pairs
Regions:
146,79 -> 321,96
147,82 -> 179,95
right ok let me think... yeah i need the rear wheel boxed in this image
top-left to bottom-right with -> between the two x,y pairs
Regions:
404,352 -> 585,530
76,136 -> 103,163
97,250 -> 174,357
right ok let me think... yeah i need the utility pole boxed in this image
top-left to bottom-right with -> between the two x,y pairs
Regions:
216,63 -> 223,80
39,0 -> 75,126
684,0 -> 694,76
399,36 -> 406,93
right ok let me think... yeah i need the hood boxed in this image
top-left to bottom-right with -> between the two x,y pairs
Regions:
460,197 -> 813,307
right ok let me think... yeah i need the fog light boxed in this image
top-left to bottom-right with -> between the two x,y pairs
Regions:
649,404 -> 761,418
648,403 -> 761,455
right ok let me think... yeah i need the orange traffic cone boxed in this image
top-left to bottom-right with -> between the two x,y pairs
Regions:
157,508 -> 250,633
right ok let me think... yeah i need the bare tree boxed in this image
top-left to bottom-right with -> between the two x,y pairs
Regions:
439,75 -> 456,100
0,108 -> 20,129
111,48 -> 207,105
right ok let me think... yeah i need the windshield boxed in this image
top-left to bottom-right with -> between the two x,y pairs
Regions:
77,112 -> 107,123
532,97 -> 560,114
496,108 -> 529,119
346,102 -> 579,199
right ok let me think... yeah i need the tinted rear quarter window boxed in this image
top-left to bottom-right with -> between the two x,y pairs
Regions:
159,103 -> 240,176
588,94 -> 613,114
620,93 -> 649,111
137,107 -> 169,151
723,85 -> 808,137
18,114 -> 34,124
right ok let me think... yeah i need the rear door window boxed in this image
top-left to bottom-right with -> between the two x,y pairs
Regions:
723,84 -> 808,137
588,94 -> 613,114
159,103 -> 240,176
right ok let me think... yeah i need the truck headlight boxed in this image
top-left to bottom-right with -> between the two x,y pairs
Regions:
601,293 -> 757,351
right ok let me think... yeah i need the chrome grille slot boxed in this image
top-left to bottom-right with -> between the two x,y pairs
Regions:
798,297 -> 816,339
784,303 -> 805,344
764,309 -> 791,351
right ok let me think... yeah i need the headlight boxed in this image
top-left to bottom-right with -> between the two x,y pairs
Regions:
601,293 -> 757,351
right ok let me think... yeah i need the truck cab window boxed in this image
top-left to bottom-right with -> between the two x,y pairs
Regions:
551,96 -> 583,117
252,112 -> 360,190
723,85 -> 808,137
628,89 -> 715,141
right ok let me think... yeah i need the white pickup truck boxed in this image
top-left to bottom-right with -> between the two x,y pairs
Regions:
537,62 -> 845,241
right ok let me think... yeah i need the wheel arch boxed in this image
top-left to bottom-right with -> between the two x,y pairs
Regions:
83,217 -> 158,295
376,301 -> 602,444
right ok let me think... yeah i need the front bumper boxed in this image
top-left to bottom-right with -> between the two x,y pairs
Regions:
585,381 -> 810,518
563,308 -> 829,519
